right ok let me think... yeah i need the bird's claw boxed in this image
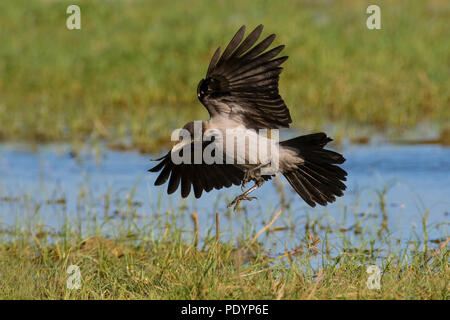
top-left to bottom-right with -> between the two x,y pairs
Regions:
241,170 -> 253,191
228,194 -> 257,211
241,180 -> 248,191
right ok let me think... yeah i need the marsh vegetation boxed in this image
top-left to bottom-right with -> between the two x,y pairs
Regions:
0,144 -> 448,299
0,0 -> 449,152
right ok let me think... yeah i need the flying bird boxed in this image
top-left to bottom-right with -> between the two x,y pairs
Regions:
149,25 -> 347,209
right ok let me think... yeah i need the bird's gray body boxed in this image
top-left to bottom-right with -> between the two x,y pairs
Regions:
203,117 -> 303,173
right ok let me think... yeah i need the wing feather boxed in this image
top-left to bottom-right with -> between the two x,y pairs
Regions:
206,47 -> 221,76
217,25 -> 246,63
231,24 -> 263,58
149,142 -> 244,199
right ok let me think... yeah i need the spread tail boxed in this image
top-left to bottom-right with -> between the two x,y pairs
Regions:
280,133 -> 347,207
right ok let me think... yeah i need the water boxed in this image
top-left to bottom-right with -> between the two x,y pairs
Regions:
0,142 -> 448,256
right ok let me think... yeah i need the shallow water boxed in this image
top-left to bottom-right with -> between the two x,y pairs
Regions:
0,142 -> 448,256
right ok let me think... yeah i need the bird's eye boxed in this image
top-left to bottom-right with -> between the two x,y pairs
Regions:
200,80 -> 209,93
197,78 -> 210,100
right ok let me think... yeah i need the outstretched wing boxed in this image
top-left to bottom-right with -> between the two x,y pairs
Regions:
197,25 -> 292,130
149,141 -> 245,199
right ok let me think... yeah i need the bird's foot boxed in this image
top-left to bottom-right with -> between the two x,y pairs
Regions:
227,194 -> 258,211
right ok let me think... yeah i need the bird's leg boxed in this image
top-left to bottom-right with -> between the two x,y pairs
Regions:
241,170 -> 255,191
228,179 -> 264,211
241,162 -> 269,190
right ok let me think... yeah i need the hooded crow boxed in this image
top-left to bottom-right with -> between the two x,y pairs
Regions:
149,25 -> 347,210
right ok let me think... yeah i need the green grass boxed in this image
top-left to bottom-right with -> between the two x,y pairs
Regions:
0,182 -> 448,299
1,0 -> 449,152
1,235 -> 447,299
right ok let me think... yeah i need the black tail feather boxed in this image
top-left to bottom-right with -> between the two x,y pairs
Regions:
281,133 -> 347,207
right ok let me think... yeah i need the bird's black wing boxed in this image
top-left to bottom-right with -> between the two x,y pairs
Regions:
149,141 -> 245,199
197,25 -> 292,130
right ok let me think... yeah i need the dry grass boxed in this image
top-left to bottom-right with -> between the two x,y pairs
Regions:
0,188 -> 447,299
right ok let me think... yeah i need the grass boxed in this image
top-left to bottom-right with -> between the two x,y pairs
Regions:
1,235 -> 447,299
0,0 -> 449,152
0,181 -> 448,299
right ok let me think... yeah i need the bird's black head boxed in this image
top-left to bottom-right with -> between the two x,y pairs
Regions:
197,77 -> 220,101
197,78 -> 208,101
